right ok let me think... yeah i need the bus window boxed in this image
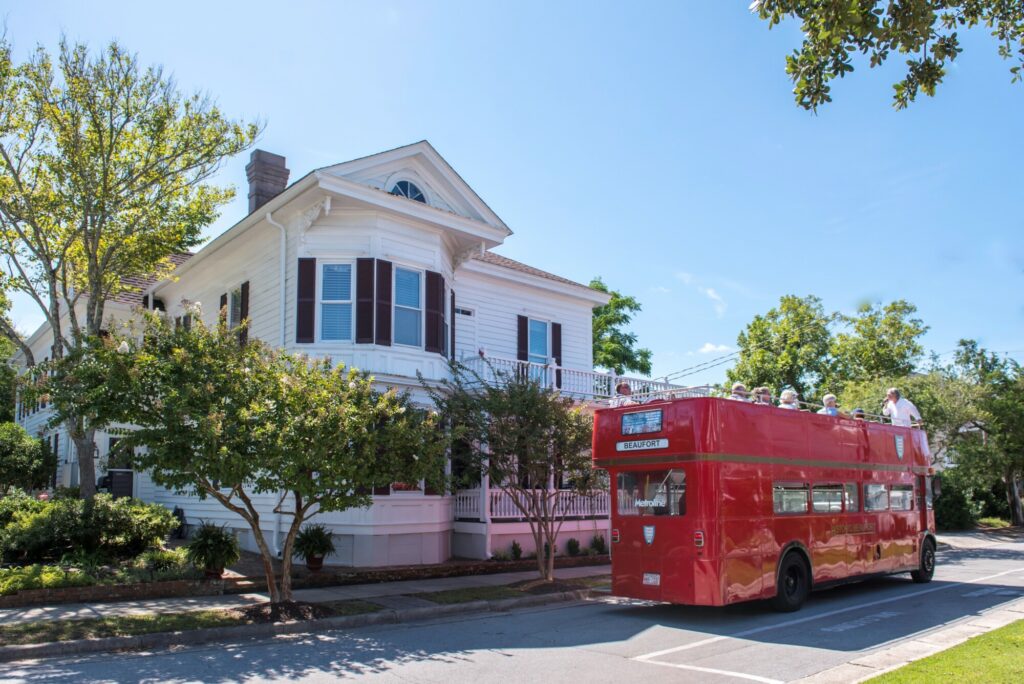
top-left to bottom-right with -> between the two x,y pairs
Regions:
812,484 -> 843,513
844,483 -> 859,512
617,470 -> 686,517
773,483 -> 809,515
864,484 -> 889,512
890,484 -> 914,511
925,477 -> 934,510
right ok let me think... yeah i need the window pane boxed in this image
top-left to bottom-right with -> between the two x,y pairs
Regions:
812,485 -> 844,513
616,470 -> 686,517
395,268 -> 420,308
890,484 -> 914,511
529,319 -> 548,358
395,307 -> 421,346
864,484 -> 889,512
323,264 -> 351,301
844,483 -> 860,512
229,288 -> 242,328
773,483 -> 808,514
321,303 -> 352,341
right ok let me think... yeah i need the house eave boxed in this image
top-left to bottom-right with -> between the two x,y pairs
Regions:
458,259 -> 610,306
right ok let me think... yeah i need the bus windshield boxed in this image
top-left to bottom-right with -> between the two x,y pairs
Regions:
617,469 -> 686,517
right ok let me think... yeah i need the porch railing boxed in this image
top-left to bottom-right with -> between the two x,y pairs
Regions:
454,487 -> 610,521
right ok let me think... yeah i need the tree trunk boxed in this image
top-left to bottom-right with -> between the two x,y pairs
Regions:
1006,469 -> 1024,527
248,519 -> 282,604
71,428 -> 98,499
277,492 -> 306,604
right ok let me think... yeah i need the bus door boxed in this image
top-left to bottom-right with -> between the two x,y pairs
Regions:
613,467 -> 691,601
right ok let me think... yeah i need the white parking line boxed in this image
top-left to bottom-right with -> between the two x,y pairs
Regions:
632,566 -> 1024,678
638,658 -> 784,684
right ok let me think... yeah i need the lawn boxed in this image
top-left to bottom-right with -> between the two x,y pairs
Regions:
0,610 -> 248,646
412,575 -> 610,605
869,619 -> 1024,683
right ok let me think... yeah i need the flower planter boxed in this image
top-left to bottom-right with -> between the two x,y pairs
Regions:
305,556 -> 324,573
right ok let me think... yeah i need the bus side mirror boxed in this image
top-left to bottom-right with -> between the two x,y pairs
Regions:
932,475 -> 942,499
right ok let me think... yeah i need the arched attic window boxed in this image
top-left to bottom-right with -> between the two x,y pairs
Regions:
389,180 -> 426,204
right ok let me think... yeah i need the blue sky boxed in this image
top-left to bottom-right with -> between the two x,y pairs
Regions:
4,1 -> 1022,386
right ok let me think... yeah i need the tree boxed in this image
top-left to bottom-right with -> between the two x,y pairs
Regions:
46,312 -> 446,603
0,37 -> 257,498
0,421 -> 54,492
828,300 -> 928,389
429,361 -> 596,581
590,277 -> 652,376
728,294 -> 834,401
752,1 -> 1024,110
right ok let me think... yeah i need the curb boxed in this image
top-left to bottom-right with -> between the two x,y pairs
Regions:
0,589 -> 594,663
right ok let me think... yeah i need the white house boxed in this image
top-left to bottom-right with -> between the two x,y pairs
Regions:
15,142 -> 683,566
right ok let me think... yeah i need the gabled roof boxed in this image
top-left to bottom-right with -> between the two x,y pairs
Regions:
115,253 -> 193,305
472,251 -> 588,289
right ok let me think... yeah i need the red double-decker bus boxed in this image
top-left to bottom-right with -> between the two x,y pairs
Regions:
592,394 -> 938,611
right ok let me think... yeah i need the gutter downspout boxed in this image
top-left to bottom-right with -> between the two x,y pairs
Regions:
266,210 -> 288,558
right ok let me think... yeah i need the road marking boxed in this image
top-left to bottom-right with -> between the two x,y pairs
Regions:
637,658 -> 784,684
962,586 -> 1023,598
820,610 -> 901,633
632,566 -> 1024,665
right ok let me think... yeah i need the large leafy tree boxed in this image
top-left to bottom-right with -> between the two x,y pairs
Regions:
46,312 -> 447,603
828,300 -> 928,387
429,361 -> 597,581
753,1 -> 1024,110
0,421 -> 54,492
0,38 -> 257,497
590,277 -> 652,376
727,294 -> 834,401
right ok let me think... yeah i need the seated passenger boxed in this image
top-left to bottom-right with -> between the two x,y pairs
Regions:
777,389 -> 800,410
817,393 -> 840,416
752,386 -> 773,405
728,382 -> 750,401
610,381 -> 637,408
851,408 -> 866,421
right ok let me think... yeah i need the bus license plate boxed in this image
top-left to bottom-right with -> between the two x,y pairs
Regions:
643,572 -> 661,586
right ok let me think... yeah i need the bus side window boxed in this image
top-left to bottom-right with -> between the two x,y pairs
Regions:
773,483 -> 809,515
925,477 -> 934,510
811,484 -> 843,513
864,483 -> 889,512
844,483 -> 859,512
890,484 -> 914,511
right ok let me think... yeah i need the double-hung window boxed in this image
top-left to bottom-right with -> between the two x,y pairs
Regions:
229,288 -> 243,329
394,267 -> 422,347
320,263 -> 353,341
528,319 -> 549,364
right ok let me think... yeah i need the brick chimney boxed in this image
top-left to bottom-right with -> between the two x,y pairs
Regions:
245,149 -> 290,213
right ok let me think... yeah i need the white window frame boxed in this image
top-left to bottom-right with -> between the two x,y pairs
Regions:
228,286 -> 244,330
392,265 -> 424,348
527,317 -> 550,365
317,261 -> 355,343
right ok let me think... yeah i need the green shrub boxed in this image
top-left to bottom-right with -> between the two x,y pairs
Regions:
0,564 -> 95,596
293,524 -> 335,560
935,478 -> 978,530
510,539 -> 522,560
0,491 -> 44,527
566,538 -> 581,557
0,422 -> 55,492
119,547 -> 199,583
589,534 -> 607,555
543,541 -> 556,558
491,550 -> 510,561
0,495 -> 176,563
185,522 -> 240,574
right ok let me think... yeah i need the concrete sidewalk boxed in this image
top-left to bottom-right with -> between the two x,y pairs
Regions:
0,564 -> 610,627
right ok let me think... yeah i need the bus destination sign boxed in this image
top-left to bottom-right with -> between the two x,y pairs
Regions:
621,409 -> 663,435
616,438 -> 669,452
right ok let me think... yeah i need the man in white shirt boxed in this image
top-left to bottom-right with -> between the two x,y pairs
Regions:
882,388 -> 922,427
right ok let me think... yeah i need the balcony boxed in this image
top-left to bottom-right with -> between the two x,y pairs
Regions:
454,487 -> 610,522
458,352 -> 692,402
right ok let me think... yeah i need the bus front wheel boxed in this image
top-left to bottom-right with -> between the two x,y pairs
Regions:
772,553 -> 810,612
911,539 -> 936,584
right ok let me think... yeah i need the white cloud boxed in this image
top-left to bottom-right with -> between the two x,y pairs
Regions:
674,271 -> 694,285
697,342 -> 733,354
698,286 -> 727,317
651,285 -> 671,294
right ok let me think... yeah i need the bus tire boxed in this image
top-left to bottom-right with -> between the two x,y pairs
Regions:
772,552 -> 810,612
911,539 -> 936,584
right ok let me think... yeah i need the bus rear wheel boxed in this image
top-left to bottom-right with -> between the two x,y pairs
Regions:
772,553 -> 810,612
911,539 -> 936,583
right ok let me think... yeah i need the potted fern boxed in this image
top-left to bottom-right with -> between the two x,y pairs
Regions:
293,524 -> 335,572
184,522 -> 241,579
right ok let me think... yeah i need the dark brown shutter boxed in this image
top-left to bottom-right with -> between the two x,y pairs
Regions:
238,281 -> 250,345
356,258 -> 375,343
551,322 -> 562,388
174,316 -> 182,330
516,315 -> 529,361
425,271 -> 444,355
373,484 -> 391,496
450,290 -> 456,361
183,314 -> 192,331
142,294 -> 149,309
375,259 -> 392,346
219,293 -> 228,324
296,258 -> 316,343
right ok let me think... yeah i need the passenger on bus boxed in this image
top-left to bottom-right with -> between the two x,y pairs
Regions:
728,382 -> 750,401
611,382 -> 637,408
851,408 -> 866,420
777,389 -> 800,410
753,386 -> 773,405
882,388 -> 922,427
817,393 -> 840,416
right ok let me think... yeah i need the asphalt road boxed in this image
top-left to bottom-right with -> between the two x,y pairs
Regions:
2,537 -> 1023,684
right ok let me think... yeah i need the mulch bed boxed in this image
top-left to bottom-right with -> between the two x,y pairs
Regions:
230,601 -> 336,623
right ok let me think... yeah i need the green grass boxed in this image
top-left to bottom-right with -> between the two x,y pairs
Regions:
977,517 -> 1012,529
318,599 -> 386,616
869,619 -> 1024,683
412,585 -> 524,604
0,609 -> 248,646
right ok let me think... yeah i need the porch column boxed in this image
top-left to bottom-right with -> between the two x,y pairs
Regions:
481,457 -> 491,559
